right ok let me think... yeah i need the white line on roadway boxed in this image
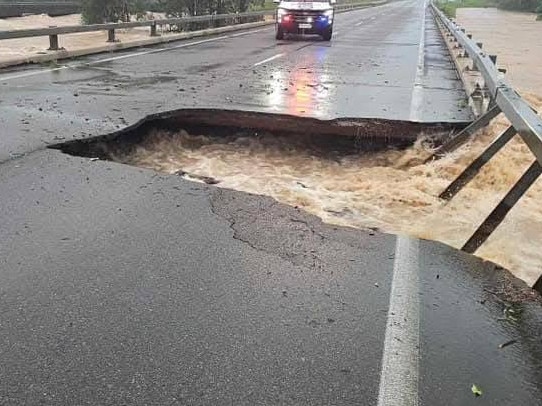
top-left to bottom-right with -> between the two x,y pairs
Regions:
409,0 -> 428,121
377,235 -> 420,406
0,27 -> 272,83
253,53 -> 285,67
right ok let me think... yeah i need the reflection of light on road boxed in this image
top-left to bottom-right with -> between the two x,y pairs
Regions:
266,49 -> 332,118
268,70 -> 284,109
288,65 -> 331,117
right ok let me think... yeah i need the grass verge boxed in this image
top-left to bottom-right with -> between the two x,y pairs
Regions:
437,0 -> 496,18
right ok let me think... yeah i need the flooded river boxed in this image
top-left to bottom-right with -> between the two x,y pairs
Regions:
115,93 -> 542,287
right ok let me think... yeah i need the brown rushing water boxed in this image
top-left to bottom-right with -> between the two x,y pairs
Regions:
107,8 -> 542,286
456,8 -> 542,96
115,93 -> 542,286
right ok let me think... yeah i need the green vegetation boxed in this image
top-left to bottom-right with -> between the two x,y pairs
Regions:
81,0 -> 131,23
80,0 -> 376,23
81,0 -> 268,23
437,0 -> 542,18
498,0 -> 540,12
437,0 -> 496,18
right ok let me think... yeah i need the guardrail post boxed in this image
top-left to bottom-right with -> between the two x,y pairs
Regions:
462,161 -> 542,254
150,22 -> 158,37
107,28 -> 117,43
425,104 -> 502,162
439,126 -> 517,200
534,276 -> 542,294
48,34 -> 59,50
433,3 -> 542,283
471,85 -> 484,113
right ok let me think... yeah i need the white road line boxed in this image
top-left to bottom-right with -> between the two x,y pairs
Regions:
409,0 -> 428,122
253,53 -> 285,67
355,20 -> 365,26
377,235 -> 420,406
0,27 -> 271,82
228,27 -> 271,38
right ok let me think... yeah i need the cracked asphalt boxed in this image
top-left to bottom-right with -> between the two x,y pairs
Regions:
1,150 -> 541,405
1,0 -> 542,405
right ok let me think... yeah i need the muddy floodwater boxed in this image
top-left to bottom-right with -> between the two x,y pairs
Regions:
105,7 -> 542,287
456,8 -> 542,95
114,93 -> 542,287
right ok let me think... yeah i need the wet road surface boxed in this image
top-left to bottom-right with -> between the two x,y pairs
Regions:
0,0 -> 470,163
1,1 -> 541,405
0,150 -> 541,405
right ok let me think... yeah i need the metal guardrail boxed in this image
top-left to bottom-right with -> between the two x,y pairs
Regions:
430,3 -> 542,291
0,10 -> 273,47
0,2 -> 381,49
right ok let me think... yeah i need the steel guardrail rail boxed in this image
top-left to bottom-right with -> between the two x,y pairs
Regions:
431,2 -> 542,291
0,10 -> 272,40
0,2 -> 378,40
431,3 -> 542,164
0,2 -> 382,41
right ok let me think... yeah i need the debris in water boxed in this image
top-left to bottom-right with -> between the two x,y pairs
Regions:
471,384 -> 483,397
175,170 -> 220,185
499,339 -> 517,349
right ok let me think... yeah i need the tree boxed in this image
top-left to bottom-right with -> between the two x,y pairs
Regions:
496,0 -> 540,11
81,0 -> 132,24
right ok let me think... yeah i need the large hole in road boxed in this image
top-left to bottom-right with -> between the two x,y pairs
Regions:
52,108 -> 542,290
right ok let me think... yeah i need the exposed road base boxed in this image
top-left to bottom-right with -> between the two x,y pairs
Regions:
50,109 -> 468,159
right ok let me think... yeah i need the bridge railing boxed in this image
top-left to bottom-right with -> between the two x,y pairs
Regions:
429,3 -> 542,291
0,2 -> 382,50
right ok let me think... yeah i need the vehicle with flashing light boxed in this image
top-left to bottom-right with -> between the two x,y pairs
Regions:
273,0 -> 336,41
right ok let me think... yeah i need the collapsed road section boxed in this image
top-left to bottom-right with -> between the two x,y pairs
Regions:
52,108 -> 462,158
0,108 -> 539,405
51,107 -> 542,289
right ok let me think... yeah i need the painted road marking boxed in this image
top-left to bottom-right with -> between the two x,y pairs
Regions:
0,27 -> 272,82
253,53 -> 285,67
377,235 -> 420,406
409,0 -> 428,122
355,20 -> 365,26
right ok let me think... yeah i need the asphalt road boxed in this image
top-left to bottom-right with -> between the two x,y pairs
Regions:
1,1 -> 541,405
0,0 -> 471,163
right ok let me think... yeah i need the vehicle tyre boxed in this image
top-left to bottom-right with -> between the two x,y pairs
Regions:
322,28 -> 332,41
276,25 -> 284,40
